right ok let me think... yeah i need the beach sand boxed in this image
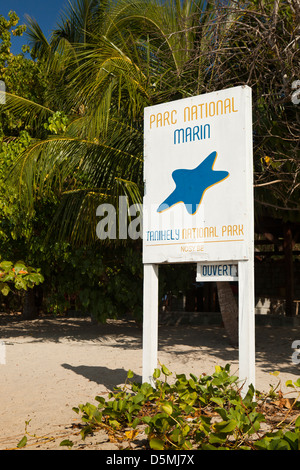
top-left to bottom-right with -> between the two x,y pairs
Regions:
0,314 -> 299,450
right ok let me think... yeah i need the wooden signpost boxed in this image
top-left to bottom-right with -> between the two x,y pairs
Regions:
142,86 -> 255,394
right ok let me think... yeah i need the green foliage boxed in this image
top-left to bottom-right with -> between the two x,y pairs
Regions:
0,1 -> 298,321
43,111 -> 69,135
38,242 -> 142,322
17,435 -> 27,449
159,263 -> 195,300
0,12 -> 26,66
0,114 -> 142,321
62,365 -> 300,450
0,12 -> 47,136
0,131 -> 44,299
0,130 -> 32,216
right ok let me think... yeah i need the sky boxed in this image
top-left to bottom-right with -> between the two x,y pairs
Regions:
0,0 -> 68,54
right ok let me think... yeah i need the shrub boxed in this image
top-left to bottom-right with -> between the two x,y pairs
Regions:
65,365 -> 300,450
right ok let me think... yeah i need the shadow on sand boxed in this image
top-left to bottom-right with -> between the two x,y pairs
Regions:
61,363 -> 142,391
1,313 -> 300,384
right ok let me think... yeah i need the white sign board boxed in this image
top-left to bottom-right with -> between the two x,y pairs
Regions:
142,86 -> 255,395
196,262 -> 238,282
143,85 -> 253,264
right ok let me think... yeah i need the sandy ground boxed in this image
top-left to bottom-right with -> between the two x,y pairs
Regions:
0,313 -> 300,450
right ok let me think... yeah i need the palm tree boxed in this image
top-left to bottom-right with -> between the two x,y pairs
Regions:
8,0 -> 229,240
5,0 -> 244,338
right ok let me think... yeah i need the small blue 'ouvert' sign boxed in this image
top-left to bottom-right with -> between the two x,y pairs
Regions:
196,263 -> 238,282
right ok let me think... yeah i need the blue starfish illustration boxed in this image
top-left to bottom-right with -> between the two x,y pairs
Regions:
157,151 -> 229,215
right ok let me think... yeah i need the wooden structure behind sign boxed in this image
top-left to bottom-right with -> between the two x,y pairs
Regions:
143,86 -> 254,394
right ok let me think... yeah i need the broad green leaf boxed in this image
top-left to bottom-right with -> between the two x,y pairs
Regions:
294,378 -> 300,387
210,397 -> 224,407
118,399 -> 126,411
112,400 -> 118,412
149,437 -> 165,450
0,261 -> 12,270
132,393 -> 145,404
161,403 -> 173,415
132,417 -> 140,428
108,419 -> 121,429
190,373 -> 198,381
295,415 -> 300,429
161,364 -> 172,376
283,431 -> 299,450
60,439 -> 74,448
14,278 -> 27,290
214,419 -> 237,433
209,433 -> 227,444
17,436 -> 27,448
188,378 -> 196,389
13,261 -> 27,274
127,369 -> 134,379
0,284 -> 10,296
95,396 -> 106,405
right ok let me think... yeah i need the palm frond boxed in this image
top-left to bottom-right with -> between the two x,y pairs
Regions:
25,14 -> 51,59
3,92 -> 54,129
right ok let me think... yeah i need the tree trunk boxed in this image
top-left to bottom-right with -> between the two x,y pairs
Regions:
283,224 -> 294,316
22,286 -> 41,320
216,281 -> 238,347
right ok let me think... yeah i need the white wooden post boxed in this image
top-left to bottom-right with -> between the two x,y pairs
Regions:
238,85 -> 255,396
238,259 -> 255,395
142,263 -> 159,386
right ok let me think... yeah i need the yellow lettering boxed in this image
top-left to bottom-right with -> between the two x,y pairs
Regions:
163,111 -> 170,126
221,224 -> 244,237
224,98 -> 231,114
157,113 -> 162,127
171,109 -> 177,124
232,97 -> 238,112
198,103 -> 204,119
216,100 -> 223,115
150,114 -> 155,129
209,101 -> 215,117
184,107 -> 190,122
191,105 -> 198,121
